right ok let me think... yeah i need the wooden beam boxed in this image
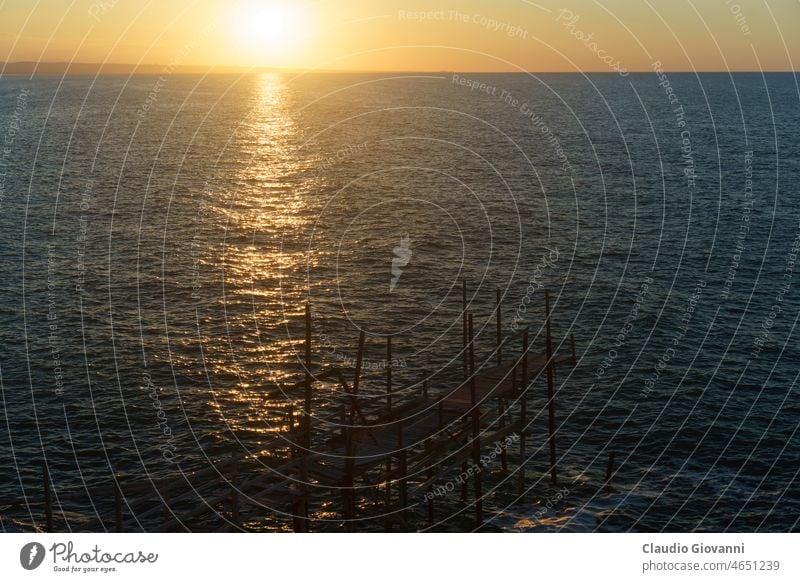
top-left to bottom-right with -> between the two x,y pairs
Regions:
496,288 -> 502,364
462,279 -> 467,377
545,289 -> 557,484
386,337 -> 392,412
518,331 -> 529,497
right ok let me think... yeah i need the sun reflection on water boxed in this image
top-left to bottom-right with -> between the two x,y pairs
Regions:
203,73 -> 316,439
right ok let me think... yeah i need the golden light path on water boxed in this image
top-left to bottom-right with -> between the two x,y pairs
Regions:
203,73 -> 314,441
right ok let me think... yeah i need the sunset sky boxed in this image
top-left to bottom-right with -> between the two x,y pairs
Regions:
1,0 -> 798,72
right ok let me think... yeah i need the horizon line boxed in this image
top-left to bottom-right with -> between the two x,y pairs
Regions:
1,62 -> 798,76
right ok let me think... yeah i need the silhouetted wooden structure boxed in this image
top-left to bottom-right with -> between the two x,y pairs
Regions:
21,284 -> 579,532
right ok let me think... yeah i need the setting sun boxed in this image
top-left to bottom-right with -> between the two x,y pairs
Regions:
229,0 -> 310,64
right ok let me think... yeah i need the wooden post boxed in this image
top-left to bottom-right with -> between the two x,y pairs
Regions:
398,425 -> 407,525
468,313 -> 482,528
386,337 -> 392,413
354,330 -> 366,393
522,331 -> 528,399
462,279 -> 467,377
399,450 -> 408,525
114,478 -> 122,533
545,290 -> 557,484
343,330 -> 364,532
384,446 -> 392,531
500,399 -> 508,472
460,459 -> 468,501
383,459 -> 392,531
292,499 -> 303,533
43,462 -> 52,533
473,419 -> 482,529
422,376 -> 428,399
570,333 -> 577,365
299,303 -> 312,531
496,288 -> 502,364
511,358 -> 517,395
465,312 -> 476,504
425,439 -> 434,523
605,452 -> 616,493
303,303 -> 312,451
468,314 -> 476,408
384,335 -> 393,531
518,331 -> 528,496
292,491 -> 304,533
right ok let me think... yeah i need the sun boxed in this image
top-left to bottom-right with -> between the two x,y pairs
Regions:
229,1 -> 310,64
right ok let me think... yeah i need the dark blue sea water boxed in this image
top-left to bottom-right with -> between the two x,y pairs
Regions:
0,72 -> 798,532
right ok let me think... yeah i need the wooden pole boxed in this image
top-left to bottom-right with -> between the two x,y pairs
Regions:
384,458 -> 392,532
292,499 -> 302,533
43,462 -> 52,533
465,310 -> 476,504
300,303 -> 312,531
570,333 -> 577,365
500,399 -> 508,472
522,331 -> 528,400
605,452 -> 616,493
511,358 -> 517,395
292,487 -> 305,532
545,290 -> 557,484
384,336 -> 393,531
399,449 -> 408,526
303,303 -> 312,451
469,313 -> 476,408
496,288 -> 502,365
386,337 -> 392,413
398,425 -> 407,526
518,331 -> 528,496
354,330 -> 365,393
343,329 -> 364,532
472,428 -> 482,528
425,439 -> 434,523
462,279 -> 467,377
461,458 -> 468,501
468,313 -> 482,528
114,478 -> 122,533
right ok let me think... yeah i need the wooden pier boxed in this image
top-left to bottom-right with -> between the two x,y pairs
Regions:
16,285 -> 579,532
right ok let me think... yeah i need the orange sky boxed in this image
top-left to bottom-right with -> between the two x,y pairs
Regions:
0,0 -> 798,72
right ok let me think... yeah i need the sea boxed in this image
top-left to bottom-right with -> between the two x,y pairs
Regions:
0,71 -> 798,532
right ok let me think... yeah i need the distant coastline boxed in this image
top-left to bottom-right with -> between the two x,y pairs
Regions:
0,62 -> 256,75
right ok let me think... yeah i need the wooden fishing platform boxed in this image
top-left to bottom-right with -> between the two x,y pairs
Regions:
17,285 -> 582,532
